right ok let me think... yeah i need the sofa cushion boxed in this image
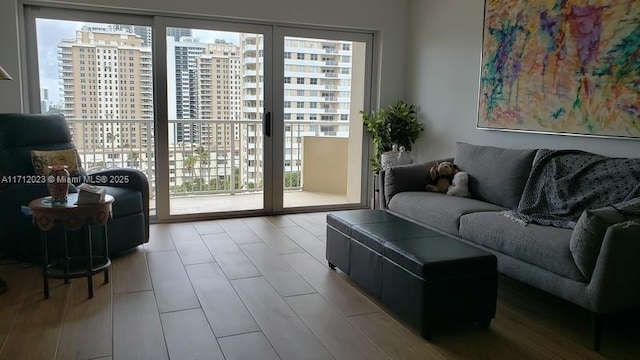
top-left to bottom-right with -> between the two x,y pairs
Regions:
387,191 -> 505,235
454,142 -> 536,209
570,207 -> 626,280
459,212 -> 585,282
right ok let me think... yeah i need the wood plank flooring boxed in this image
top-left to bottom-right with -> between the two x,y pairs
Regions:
0,212 -> 639,359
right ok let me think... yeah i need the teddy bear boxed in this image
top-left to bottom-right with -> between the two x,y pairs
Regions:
425,161 -> 457,193
447,171 -> 471,197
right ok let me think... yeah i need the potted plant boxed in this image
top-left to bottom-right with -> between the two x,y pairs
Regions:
361,100 -> 424,172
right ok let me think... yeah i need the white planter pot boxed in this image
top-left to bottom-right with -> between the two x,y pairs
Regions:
380,146 -> 412,170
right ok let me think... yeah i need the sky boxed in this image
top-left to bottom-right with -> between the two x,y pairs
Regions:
36,18 -> 241,105
36,19 -> 85,105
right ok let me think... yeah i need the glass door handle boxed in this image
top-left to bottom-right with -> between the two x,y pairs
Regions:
264,112 -> 271,137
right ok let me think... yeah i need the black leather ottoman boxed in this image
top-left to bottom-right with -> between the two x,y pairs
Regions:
326,209 -> 497,339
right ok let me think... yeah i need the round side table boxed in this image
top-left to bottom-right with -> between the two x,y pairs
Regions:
29,193 -> 114,299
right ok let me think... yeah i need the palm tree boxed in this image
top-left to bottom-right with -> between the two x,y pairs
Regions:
195,146 -> 209,166
106,132 -> 119,166
127,151 -> 139,168
183,154 -> 198,182
194,146 -> 210,182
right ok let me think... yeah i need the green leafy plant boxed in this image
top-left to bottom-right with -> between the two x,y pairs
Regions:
361,100 -> 423,172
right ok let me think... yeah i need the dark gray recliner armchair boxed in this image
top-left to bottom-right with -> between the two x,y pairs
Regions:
0,113 -> 149,261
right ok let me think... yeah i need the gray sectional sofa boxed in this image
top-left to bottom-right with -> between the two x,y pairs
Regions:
379,142 -> 640,350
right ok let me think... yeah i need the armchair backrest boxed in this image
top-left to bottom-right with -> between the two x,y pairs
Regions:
0,113 -> 80,176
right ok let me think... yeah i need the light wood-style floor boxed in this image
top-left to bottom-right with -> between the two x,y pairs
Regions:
0,213 -> 639,360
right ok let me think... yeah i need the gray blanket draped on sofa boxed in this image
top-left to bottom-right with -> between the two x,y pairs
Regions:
504,149 -> 640,228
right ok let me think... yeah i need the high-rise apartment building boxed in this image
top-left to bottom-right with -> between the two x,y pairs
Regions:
41,88 -> 50,113
165,33 -> 355,189
166,35 -> 245,186
167,27 -> 193,41
132,26 -> 152,47
195,42 -> 243,180
58,25 -> 153,168
58,24 -> 355,191
167,37 -> 207,144
239,34 -> 264,187
240,35 -> 354,180
166,37 -> 242,144
284,37 -> 353,174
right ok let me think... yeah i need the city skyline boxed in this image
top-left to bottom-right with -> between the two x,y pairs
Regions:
41,19 -> 360,195
36,18 -> 240,105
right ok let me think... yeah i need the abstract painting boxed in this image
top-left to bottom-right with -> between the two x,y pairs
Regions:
478,0 -> 640,138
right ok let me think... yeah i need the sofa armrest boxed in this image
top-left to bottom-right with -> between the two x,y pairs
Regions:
89,168 -> 149,192
587,221 -> 640,313
378,169 -> 387,209
382,163 -> 428,206
88,168 -> 150,241
569,207 -> 627,279
382,157 -> 454,207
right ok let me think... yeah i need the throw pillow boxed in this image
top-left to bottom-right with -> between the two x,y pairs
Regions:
569,206 -> 626,280
454,142 -> 536,209
31,149 -> 82,177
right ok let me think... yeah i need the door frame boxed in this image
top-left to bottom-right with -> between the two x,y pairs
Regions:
272,26 -> 374,213
21,5 -> 375,221
153,16 -> 274,221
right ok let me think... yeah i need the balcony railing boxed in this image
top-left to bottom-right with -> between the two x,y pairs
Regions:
65,118 -> 350,205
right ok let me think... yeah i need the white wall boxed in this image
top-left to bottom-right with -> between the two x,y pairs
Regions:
407,0 -> 639,161
0,0 -> 408,112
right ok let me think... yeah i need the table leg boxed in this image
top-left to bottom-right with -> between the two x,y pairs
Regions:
63,229 -> 70,284
42,231 -> 49,299
86,225 -> 94,299
103,224 -> 109,284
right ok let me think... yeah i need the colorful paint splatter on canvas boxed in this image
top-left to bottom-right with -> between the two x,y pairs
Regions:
478,0 -> 640,138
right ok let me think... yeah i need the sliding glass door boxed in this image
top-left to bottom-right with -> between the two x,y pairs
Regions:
275,28 -> 372,211
25,7 -> 372,220
157,22 -> 371,216
153,19 -> 272,217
